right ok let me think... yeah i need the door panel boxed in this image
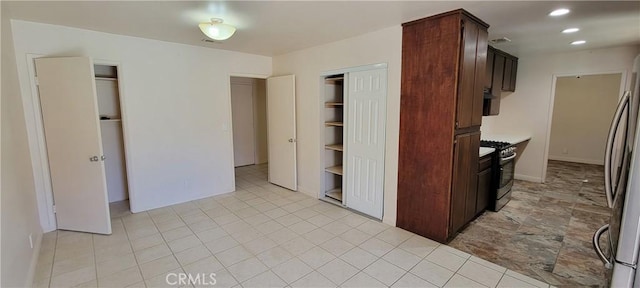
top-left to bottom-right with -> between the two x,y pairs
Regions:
456,19 -> 479,129
472,28 -> 488,126
35,57 -> 111,234
450,132 -> 480,233
345,68 -> 387,219
267,75 -> 297,190
231,82 -> 256,167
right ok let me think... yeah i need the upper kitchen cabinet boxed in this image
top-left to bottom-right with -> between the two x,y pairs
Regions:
397,9 -> 488,243
483,46 -> 518,115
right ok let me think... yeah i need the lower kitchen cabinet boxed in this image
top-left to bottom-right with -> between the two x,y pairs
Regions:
450,132 -> 481,234
476,153 -> 493,215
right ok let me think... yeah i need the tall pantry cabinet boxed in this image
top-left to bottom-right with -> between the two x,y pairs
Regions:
397,9 -> 488,243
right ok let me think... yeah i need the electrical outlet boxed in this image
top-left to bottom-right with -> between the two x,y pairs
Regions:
29,233 -> 33,249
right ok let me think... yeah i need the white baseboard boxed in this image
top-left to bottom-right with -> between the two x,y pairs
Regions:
296,185 -> 316,198
548,155 -> 603,165
26,232 -> 43,287
515,174 -> 543,183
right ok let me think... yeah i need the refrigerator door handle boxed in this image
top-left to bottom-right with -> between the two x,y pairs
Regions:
605,92 -> 630,208
593,224 -> 613,269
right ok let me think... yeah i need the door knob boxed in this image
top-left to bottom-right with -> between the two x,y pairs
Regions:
101,155 -> 106,161
89,156 -> 99,162
288,138 -> 296,143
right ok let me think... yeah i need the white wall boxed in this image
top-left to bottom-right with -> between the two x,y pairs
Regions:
11,20 -> 272,227
272,26 -> 402,225
549,74 -> 622,165
1,5 -> 43,287
482,45 -> 639,182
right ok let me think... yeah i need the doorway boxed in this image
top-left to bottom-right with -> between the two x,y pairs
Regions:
94,64 -> 131,219
230,77 -> 268,168
546,73 -> 623,171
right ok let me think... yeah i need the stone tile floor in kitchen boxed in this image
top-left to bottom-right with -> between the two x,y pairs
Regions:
450,160 -> 610,287
33,163 -> 552,288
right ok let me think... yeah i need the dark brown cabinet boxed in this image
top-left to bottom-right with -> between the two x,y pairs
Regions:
483,46 -> 518,116
476,153 -> 493,215
451,132 -> 481,233
397,9 -> 488,243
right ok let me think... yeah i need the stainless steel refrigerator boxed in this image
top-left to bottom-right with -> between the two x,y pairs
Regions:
593,54 -> 640,287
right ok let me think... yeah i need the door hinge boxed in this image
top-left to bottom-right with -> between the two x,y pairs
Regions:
34,77 -> 39,86
52,205 -> 57,214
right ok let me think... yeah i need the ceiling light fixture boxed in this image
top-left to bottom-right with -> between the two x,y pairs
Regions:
571,40 -> 586,45
562,28 -> 580,33
199,18 -> 236,41
549,8 -> 570,16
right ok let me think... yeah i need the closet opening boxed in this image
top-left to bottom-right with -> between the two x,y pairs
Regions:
95,64 -> 130,217
322,74 -> 345,205
230,77 -> 269,186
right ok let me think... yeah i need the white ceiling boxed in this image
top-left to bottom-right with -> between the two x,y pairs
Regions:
4,1 -> 640,57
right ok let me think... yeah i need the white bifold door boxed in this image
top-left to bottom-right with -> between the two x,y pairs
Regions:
345,68 -> 387,219
267,75 -> 297,191
35,57 -> 112,234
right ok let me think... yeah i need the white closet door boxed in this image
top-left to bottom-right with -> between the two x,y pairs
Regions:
267,75 -> 297,190
345,68 -> 387,219
35,57 -> 112,234
231,82 -> 256,167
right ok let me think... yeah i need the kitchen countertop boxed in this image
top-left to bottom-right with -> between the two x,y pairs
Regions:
481,133 -> 532,145
479,147 -> 495,157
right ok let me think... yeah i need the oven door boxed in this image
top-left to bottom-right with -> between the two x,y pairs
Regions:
497,153 -> 516,198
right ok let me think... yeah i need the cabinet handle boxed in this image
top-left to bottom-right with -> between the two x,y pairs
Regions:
89,156 -> 99,162
101,155 -> 106,161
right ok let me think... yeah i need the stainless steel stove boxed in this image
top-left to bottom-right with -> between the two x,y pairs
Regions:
480,140 -> 517,211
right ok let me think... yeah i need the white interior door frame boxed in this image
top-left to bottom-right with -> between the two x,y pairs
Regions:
23,54 -> 136,232
226,73 -> 269,189
542,69 -> 627,182
318,63 -> 388,200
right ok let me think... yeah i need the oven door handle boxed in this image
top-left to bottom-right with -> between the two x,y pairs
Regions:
500,153 -> 517,163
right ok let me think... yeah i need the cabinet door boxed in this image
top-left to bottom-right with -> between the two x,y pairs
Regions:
502,57 -> 513,91
476,167 -> 492,215
492,54 -> 505,96
509,60 -> 518,91
456,19 -> 479,129
484,48 -> 495,91
450,131 -> 480,233
471,28 -> 488,127
35,57 -> 112,234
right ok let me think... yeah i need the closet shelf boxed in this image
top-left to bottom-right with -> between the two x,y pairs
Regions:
95,77 -> 118,81
325,102 -> 344,107
325,121 -> 344,127
325,144 -> 343,152
325,76 -> 344,83
325,166 -> 343,176
326,188 -> 343,201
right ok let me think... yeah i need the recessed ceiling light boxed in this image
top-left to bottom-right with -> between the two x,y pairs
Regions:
571,40 -> 586,45
550,8 -> 570,16
562,28 -> 580,33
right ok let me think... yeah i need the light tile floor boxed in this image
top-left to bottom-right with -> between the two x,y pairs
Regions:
33,164 -> 552,288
